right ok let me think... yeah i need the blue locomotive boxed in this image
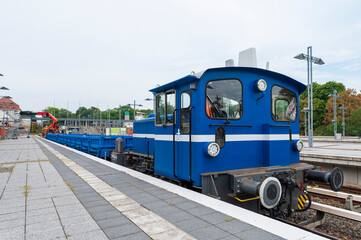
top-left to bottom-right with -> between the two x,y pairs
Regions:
113,66 -> 344,215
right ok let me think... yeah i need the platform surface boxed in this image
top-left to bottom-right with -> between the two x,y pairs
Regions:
0,137 -> 324,240
301,137 -> 361,160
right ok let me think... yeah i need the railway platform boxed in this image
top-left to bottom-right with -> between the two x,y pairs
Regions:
0,137 -> 324,240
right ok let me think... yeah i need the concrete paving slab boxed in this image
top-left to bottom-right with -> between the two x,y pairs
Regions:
67,229 -> 108,240
96,216 -> 131,229
0,218 -> 25,230
216,220 -> 254,235
112,231 -> 151,240
235,227 -> 284,240
0,225 -> 24,240
63,220 -> 101,235
189,225 -> 230,240
0,211 -> 25,222
103,223 -> 142,239
198,212 -> 234,225
26,227 -> 65,240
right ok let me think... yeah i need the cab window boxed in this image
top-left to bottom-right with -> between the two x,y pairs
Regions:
272,85 -> 297,122
205,79 -> 242,120
156,90 -> 176,125
180,91 -> 191,133
156,93 -> 165,125
166,91 -> 176,124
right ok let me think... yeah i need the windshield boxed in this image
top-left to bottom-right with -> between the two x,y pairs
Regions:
205,79 -> 242,120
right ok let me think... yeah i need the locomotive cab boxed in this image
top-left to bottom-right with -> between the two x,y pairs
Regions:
130,66 -> 344,216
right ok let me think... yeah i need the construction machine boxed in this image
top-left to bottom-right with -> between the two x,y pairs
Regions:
20,111 -> 58,137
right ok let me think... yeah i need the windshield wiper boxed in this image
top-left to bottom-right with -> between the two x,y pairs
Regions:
206,94 -> 230,124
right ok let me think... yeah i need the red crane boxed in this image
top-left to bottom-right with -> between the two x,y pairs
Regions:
20,111 -> 59,137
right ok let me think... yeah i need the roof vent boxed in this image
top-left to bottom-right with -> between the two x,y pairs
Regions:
225,59 -> 235,67
238,48 -> 257,67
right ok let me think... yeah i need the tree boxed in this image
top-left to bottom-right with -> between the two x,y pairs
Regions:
346,108 -> 361,136
42,107 -> 60,117
299,81 -> 346,136
299,97 -> 326,135
139,109 -> 153,117
58,108 -> 73,118
75,107 -> 87,117
324,88 -> 361,125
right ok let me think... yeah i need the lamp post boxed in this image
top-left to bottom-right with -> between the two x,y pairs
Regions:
328,90 -> 341,140
108,108 -> 110,128
1,96 -> 12,128
294,46 -> 325,147
0,74 -> 9,129
128,101 -> 143,120
118,105 -> 123,128
339,104 -> 347,137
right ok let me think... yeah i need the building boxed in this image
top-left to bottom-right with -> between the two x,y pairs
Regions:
0,97 -> 21,125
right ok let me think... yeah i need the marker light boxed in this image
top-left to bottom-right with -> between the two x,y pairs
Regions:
292,140 -> 304,152
257,79 -> 267,92
207,142 -> 220,157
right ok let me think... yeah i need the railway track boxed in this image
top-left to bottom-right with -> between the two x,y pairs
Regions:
291,187 -> 361,239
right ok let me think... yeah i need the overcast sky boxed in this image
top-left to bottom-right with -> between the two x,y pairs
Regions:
1,0 -> 360,112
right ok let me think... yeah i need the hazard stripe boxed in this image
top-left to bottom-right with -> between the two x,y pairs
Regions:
298,198 -> 304,207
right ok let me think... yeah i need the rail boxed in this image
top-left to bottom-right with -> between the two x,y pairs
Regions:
310,202 -> 361,222
309,187 -> 361,202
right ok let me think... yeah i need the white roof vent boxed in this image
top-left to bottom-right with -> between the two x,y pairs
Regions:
238,48 -> 257,67
225,59 -> 235,67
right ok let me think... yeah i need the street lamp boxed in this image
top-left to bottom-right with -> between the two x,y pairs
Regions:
294,46 -> 325,147
339,104 -> 347,137
1,96 -> 12,128
328,90 -> 341,140
113,105 -> 128,128
127,101 -> 143,120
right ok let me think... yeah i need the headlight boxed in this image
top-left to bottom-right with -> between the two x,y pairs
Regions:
297,140 -> 304,151
293,140 -> 304,152
257,79 -> 267,92
207,142 -> 220,157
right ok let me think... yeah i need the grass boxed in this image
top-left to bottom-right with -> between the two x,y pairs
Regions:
22,185 -> 31,197
64,180 -> 77,191
225,218 -> 233,222
22,185 -> 31,190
